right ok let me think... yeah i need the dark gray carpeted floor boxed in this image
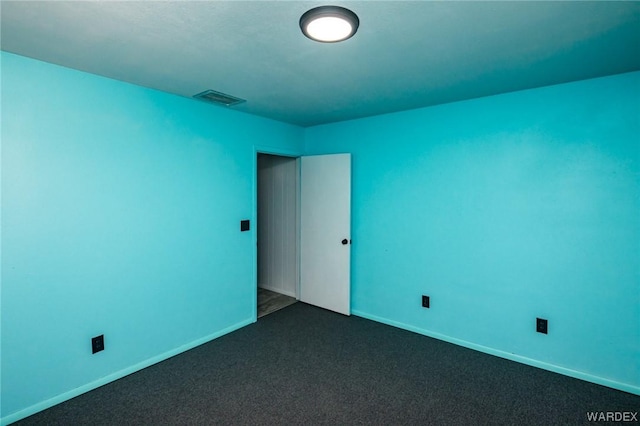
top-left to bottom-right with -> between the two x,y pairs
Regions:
16,303 -> 639,425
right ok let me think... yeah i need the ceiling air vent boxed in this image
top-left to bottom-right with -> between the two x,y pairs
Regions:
193,89 -> 246,107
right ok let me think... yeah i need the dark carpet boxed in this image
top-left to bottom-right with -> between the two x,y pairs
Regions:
16,303 -> 639,425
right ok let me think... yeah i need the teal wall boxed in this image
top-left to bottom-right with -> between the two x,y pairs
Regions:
305,71 -> 640,394
2,51 -> 639,423
0,52 -> 303,422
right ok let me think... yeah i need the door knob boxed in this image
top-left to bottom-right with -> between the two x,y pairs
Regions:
341,239 -> 349,245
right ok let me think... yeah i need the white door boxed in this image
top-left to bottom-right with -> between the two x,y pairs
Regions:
300,153 -> 351,315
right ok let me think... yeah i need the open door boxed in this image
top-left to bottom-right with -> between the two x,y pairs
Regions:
300,153 -> 351,315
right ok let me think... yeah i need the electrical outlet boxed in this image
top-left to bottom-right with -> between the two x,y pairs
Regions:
92,335 -> 105,354
536,318 -> 548,334
422,295 -> 430,308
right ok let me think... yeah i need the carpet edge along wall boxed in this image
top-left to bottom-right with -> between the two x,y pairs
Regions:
304,70 -> 640,395
0,51 -> 304,422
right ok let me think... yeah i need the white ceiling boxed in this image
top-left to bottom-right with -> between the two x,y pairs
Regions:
2,1 -> 639,127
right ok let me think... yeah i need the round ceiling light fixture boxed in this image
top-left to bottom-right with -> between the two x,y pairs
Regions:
299,5 -> 359,43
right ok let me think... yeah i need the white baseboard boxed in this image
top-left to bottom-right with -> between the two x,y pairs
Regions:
258,284 -> 297,299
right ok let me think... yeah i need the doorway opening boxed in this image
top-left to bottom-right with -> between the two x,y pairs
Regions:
256,153 -> 299,318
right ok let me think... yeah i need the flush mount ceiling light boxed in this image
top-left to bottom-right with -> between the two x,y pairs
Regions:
299,5 -> 359,43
